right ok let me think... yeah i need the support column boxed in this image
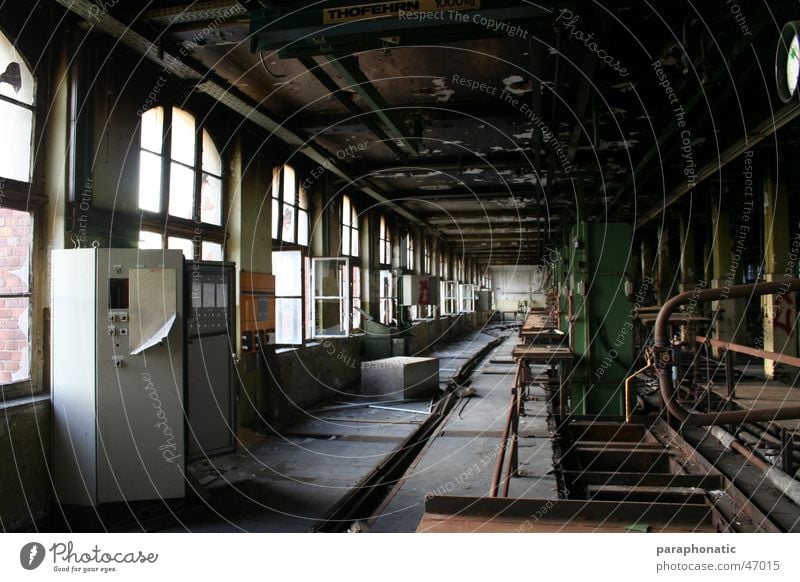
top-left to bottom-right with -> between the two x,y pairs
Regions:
679,216 -> 700,342
761,170 -> 796,380
710,201 -> 739,358
656,228 -> 671,305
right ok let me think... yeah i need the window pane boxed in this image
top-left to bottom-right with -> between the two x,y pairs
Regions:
202,241 -> 223,261
140,107 -> 164,154
275,297 -> 302,344
138,150 -> 162,212
352,297 -> 362,330
341,226 -> 350,256
168,236 -> 194,260
0,34 -> 34,106
351,226 -> 359,257
272,198 -> 279,240
171,107 -> 196,166
281,202 -> 295,243
298,186 -> 308,210
314,259 -> 346,297
272,250 -> 302,296
0,101 -> 32,182
0,209 -> 31,293
272,167 -> 280,198
168,162 -> 195,219
298,209 -> 308,246
0,296 -> 29,383
138,230 -> 162,249
342,195 -> 351,226
314,299 -> 347,336
201,173 -> 222,225
202,129 -> 221,176
283,165 -> 296,206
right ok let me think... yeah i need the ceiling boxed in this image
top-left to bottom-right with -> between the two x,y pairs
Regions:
76,0 -> 800,265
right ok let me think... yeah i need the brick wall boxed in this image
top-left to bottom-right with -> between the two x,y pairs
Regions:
0,208 -> 31,384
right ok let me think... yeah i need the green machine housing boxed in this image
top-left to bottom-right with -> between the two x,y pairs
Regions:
557,222 -> 635,416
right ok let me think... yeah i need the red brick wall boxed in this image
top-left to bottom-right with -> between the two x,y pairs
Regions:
0,208 -> 31,384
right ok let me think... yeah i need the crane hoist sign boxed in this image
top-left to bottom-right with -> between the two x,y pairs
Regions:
323,1 -> 480,25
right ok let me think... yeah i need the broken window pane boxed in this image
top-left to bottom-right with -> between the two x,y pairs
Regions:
0,34 -> 34,105
201,173 -> 222,225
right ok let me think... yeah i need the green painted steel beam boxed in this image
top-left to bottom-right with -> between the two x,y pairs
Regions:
325,54 -> 420,155
249,1 -> 555,57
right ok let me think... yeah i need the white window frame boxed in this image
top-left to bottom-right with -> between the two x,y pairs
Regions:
311,257 -> 351,338
441,280 -> 458,315
272,250 -> 305,345
379,269 -> 394,325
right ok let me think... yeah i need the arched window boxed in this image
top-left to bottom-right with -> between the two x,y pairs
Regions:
138,106 -> 224,260
0,31 -> 35,391
378,215 -> 391,266
272,164 -> 309,246
341,194 -> 359,257
0,30 -> 35,182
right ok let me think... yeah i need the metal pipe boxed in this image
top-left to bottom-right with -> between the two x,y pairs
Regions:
709,426 -> 800,507
654,279 -> 800,426
624,360 -> 653,423
490,361 -> 522,497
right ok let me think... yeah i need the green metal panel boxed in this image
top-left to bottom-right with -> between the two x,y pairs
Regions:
249,1 -> 555,57
567,222 -> 634,416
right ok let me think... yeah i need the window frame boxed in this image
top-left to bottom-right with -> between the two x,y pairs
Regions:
0,30 -> 35,184
378,215 -> 391,266
441,280 -> 458,316
311,257 -> 351,338
137,105 -> 226,261
272,164 -> 309,248
272,249 -> 306,346
0,34 -> 41,397
341,194 -> 359,258
379,269 -> 394,325
0,207 -> 34,394
404,231 -> 415,272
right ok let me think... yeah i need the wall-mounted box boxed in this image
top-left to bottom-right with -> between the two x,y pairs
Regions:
400,275 -> 440,306
476,290 -> 493,311
240,271 -> 275,353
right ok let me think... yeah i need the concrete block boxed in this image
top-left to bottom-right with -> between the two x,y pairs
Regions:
361,356 -> 439,399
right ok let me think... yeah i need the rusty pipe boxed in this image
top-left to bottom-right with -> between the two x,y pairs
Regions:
655,278 -> 800,426
624,359 -> 653,423
490,362 -> 522,497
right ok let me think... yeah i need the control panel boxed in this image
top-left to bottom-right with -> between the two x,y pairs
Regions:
240,271 -> 275,353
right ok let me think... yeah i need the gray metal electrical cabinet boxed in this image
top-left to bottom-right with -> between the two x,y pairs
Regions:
185,261 -> 236,461
51,249 -> 185,505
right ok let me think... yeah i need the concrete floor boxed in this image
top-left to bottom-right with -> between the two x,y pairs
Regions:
371,335 -> 559,532
165,329 -> 504,532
